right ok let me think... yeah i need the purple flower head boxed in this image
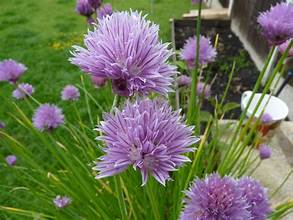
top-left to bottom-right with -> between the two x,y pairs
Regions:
97,3 -> 113,19
12,83 -> 34,100
278,39 -> 293,57
33,104 -> 64,132
0,121 -> 5,129
177,75 -> 191,87
181,35 -> 217,68
257,3 -> 293,45
5,155 -> 17,166
180,173 -> 251,220
91,75 -> 107,88
53,195 -> 71,208
87,16 -> 96,25
88,0 -> 102,10
197,81 -> 211,98
192,0 -> 206,4
70,11 -> 176,97
239,177 -> 271,220
259,144 -> 272,160
0,59 -> 27,84
61,85 -> 80,101
261,113 -> 273,124
76,0 -> 94,17
93,98 -> 198,186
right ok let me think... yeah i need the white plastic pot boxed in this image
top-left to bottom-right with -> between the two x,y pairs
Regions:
241,91 -> 289,122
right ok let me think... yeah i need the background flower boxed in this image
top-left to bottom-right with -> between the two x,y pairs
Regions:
257,3 -> 293,45
5,155 -> 17,166
76,0 -> 94,17
239,177 -> 271,220
259,144 -> 272,160
88,0 -> 102,10
97,3 -> 113,19
61,85 -> 80,101
70,11 -> 176,97
53,195 -> 71,208
94,99 -> 198,186
12,83 -> 34,100
181,35 -> 217,68
91,75 -> 107,88
278,39 -> 293,57
196,81 -> 211,99
33,104 -> 64,131
177,75 -> 191,87
180,173 -> 251,220
0,59 -> 27,83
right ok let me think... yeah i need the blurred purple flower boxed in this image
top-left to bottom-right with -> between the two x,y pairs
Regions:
6,155 -> 17,166
192,0 -> 205,4
181,35 -> 217,68
0,59 -> 27,84
257,3 -> 293,45
87,16 -> 96,25
93,98 -> 198,186
97,3 -> 113,19
70,11 -> 176,97
261,113 -> 273,124
12,83 -> 34,100
91,75 -> 107,88
180,173 -> 251,220
177,75 -> 191,87
76,0 -> 94,17
239,177 -> 271,220
88,0 -> 102,10
61,85 -> 80,101
259,144 -> 272,160
197,81 -> 211,98
33,104 -> 64,132
278,39 -> 293,57
53,195 -> 71,208
0,121 -> 5,129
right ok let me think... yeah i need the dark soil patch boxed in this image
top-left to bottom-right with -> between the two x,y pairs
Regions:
173,19 -> 261,119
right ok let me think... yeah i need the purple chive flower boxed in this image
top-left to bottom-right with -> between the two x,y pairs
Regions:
61,85 -> 80,101
257,3 -> 293,45
70,11 -> 176,97
0,121 -> 5,129
76,0 -> 94,17
177,75 -> 191,87
261,113 -> 273,124
5,155 -> 17,166
197,81 -> 211,98
94,99 -> 198,186
12,83 -> 34,100
181,35 -> 217,68
259,144 -> 272,160
53,195 -> 71,208
192,0 -> 205,4
88,0 -> 102,10
278,39 -> 293,57
33,104 -> 64,132
91,75 -> 107,88
239,177 -> 271,220
0,59 -> 27,84
97,3 -> 113,19
180,173 -> 251,220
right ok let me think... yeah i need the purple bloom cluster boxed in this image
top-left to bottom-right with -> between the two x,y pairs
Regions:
12,83 -> 34,100
91,75 -> 107,88
278,39 -> 293,57
196,81 -> 211,99
53,195 -> 71,208
259,144 -> 272,160
61,85 -> 80,101
181,173 -> 271,220
97,3 -> 112,19
177,75 -> 191,87
257,3 -> 293,45
88,0 -> 102,10
5,155 -> 17,166
94,98 -> 198,186
261,113 -> 272,124
70,11 -> 176,97
0,121 -> 5,129
76,0 -> 94,17
0,59 -> 27,84
33,104 -> 64,132
181,35 -> 217,68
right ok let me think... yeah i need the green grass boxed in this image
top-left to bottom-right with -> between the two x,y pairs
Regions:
0,0 -> 195,218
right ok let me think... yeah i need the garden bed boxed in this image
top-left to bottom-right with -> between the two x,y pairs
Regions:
172,19 -> 261,119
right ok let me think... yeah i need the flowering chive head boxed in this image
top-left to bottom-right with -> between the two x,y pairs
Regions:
91,75 -> 107,88
97,3 -> 113,19
53,195 -> 71,208
12,83 -> 34,100
93,98 -> 198,186
5,155 -> 17,166
33,104 -> 64,132
61,85 -> 80,101
0,59 -> 27,84
177,75 -> 191,87
259,144 -> 272,160
257,3 -> 293,45
76,0 -> 94,17
70,11 -> 176,97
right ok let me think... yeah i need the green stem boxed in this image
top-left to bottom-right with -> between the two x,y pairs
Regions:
146,181 -> 161,220
114,176 -> 128,220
